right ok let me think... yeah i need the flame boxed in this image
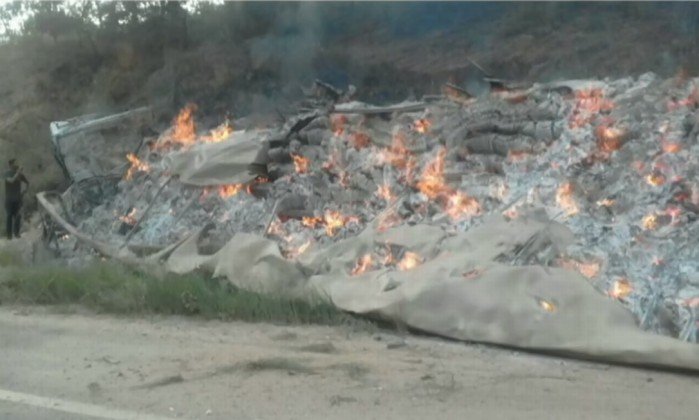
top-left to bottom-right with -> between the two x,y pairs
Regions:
172,103 -> 197,144
323,210 -> 358,237
218,184 -> 245,198
557,258 -> 600,279
125,153 -> 150,180
413,118 -> 431,134
380,132 -> 416,181
331,115 -> 348,136
119,208 -> 138,225
538,299 -> 557,313
445,191 -> 481,220
397,251 -> 422,271
202,119 -> 233,143
301,212 -> 358,236
376,183 -> 395,202
609,278 -> 633,299
417,148 -> 449,199
569,89 -> 614,128
286,240 -> 312,259
642,213 -> 659,230
661,140 -> 682,154
555,182 -> 579,216
351,254 -> 374,276
595,123 -> 626,153
416,148 -> 480,220
292,154 -> 310,174
349,132 -> 371,149
596,198 -> 615,207
645,172 -> 666,186
301,216 -> 323,229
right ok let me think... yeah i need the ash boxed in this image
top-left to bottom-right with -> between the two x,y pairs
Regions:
51,75 -> 699,342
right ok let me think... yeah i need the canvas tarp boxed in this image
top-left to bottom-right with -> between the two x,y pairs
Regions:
162,131 -> 266,186
143,210 -> 699,372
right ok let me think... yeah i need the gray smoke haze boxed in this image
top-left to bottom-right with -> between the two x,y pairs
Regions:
248,3 -> 321,87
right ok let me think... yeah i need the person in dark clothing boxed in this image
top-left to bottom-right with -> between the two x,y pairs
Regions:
4,159 -> 29,239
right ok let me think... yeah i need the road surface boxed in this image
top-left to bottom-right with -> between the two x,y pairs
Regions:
1,306 -> 697,419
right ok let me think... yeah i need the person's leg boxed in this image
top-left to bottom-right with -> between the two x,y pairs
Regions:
5,203 -> 12,239
13,204 -> 21,238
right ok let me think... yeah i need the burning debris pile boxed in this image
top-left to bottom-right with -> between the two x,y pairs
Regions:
41,73 -> 699,365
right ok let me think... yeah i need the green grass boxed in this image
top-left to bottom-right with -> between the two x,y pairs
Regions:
0,261 -> 366,327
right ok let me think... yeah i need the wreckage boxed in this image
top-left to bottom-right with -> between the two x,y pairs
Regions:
39,76 -> 699,371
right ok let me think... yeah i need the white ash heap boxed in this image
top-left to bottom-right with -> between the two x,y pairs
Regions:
42,75 -> 699,370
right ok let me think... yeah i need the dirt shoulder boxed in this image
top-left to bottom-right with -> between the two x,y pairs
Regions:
0,306 -> 697,420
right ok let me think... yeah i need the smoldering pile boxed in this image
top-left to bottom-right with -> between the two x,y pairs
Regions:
48,75 -> 699,343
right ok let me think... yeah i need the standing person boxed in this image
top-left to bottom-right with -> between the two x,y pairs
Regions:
4,159 -> 29,239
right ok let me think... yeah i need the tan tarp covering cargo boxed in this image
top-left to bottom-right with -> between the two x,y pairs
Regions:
160,213 -> 699,371
37,191 -> 699,372
162,131 -> 265,186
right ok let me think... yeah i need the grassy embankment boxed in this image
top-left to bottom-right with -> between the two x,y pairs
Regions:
0,248 -> 364,327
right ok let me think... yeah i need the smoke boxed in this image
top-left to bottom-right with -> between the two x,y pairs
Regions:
248,3 -> 321,89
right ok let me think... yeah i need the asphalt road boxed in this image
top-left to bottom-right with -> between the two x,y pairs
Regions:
1,306 -> 698,420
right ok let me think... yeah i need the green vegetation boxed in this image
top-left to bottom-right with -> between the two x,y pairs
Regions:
0,260 -> 362,326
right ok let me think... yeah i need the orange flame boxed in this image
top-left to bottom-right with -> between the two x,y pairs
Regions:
556,182 -> 579,216
416,148 -> 480,220
218,184 -> 245,198
351,254 -> 374,276
609,278 -> 633,299
172,103 -> 197,145
557,258 -> 600,279
376,183 -> 395,202
642,213 -> 659,230
645,172 -> 666,187
301,216 -> 323,229
595,123 -> 626,153
661,140 -> 682,154
569,89 -> 614,128
445,191 -> 481,220
202,119 -> 233,143
323,210 -> 359,237
125,153 -> 150,180
397,251 -> 422,271
413,118 -> 431,134
596,198 -> 615,207
417,148 -> 449,199
292,154 -> 310,174
380,132 -> 417,180
538,299 -> 557,313
286,240 -> 312,259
